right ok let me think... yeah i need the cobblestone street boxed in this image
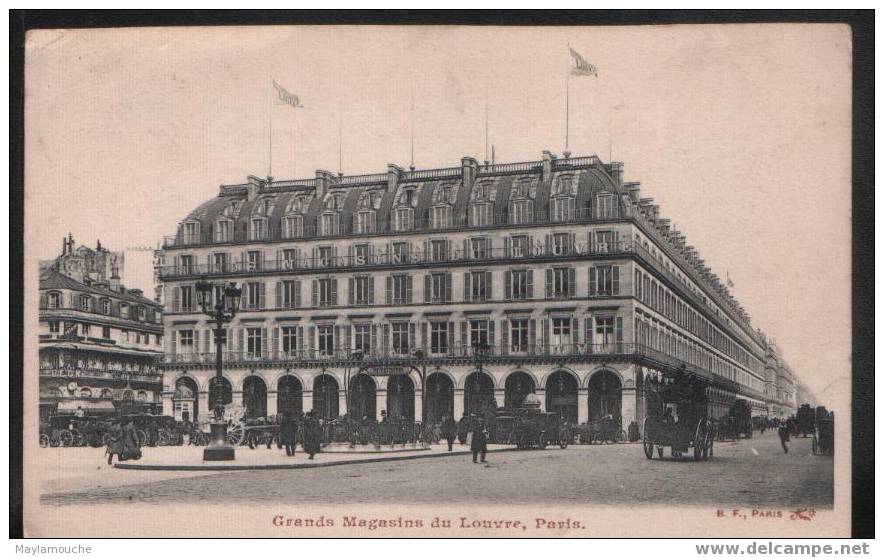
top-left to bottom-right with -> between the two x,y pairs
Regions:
39,431 -> 832,509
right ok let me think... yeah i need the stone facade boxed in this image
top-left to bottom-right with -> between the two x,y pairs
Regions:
158,152 -> 797,427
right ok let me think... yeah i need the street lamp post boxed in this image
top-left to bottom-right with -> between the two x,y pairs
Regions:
412,350 -> 428,425
195,279 -> 242,461
470,340 -> 490,418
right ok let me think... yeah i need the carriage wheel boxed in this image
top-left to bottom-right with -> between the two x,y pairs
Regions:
226,422 -> 244,446
560,430 -> 570,449
39,434 -> 49,448
135,429 -> 148,446
71,430 -> 85,447
157,430 -> 170,446
58,430 -> 73,447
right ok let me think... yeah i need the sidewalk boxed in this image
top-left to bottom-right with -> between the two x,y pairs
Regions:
115,443 -> 517,471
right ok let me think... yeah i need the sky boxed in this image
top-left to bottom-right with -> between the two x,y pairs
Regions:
24,24 -> 852,403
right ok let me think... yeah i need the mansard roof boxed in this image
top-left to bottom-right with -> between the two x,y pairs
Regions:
40,268 -> 159,307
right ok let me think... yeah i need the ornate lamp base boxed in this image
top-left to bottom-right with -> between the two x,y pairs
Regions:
203,420 -> 236,461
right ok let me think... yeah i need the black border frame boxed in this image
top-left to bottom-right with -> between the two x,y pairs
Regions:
8,9 -> 874,540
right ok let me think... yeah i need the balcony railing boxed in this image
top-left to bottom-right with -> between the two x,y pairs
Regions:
162,206 -> 635,249
39,367 -> 163,381
159,241 -> 635,278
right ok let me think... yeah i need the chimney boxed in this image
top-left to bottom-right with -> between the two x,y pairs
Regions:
314,169 -> 334,200
624,182 -> 641,203
658,218 -> 671,234
245,175 -> 266,201
610,161 -> 624,187
461,156 -> 479,189
387,163 -> 404,193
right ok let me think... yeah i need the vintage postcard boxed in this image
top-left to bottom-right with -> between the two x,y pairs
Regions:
22,23 -> 852,538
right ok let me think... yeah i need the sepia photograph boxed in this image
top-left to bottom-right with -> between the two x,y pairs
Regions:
17,16 -> 862,539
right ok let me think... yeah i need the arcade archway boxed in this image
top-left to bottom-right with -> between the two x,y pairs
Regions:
313,374 -> 339,419
386,375 -> 415,420
173,376 -> 199,422
349,374 -> 377,421
464,371 -> 496,418
425,373 -> 454,423
545,370 -> 578,423
277,375 -> 303,417
588,369 -> 622,423
504,372 -> 536,408
208,376 -> 232,411
242,375 -> 267,418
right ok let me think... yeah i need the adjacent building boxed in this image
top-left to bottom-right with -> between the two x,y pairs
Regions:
39,237 -> 165,421
157,152 -> 800,427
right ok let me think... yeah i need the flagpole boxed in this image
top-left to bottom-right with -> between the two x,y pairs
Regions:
409,84 -> 415,170
484,79 -> 489,164
565,43 -> 571,153
338,99 -> 343,176
269,78 -> 274,178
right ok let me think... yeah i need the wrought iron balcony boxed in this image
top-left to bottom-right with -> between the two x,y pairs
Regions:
39,367 -> 163,382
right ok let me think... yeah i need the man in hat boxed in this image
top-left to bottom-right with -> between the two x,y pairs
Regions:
470,417 -> 488,463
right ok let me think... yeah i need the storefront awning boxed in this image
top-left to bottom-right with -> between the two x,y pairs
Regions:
56,400 -> 117,414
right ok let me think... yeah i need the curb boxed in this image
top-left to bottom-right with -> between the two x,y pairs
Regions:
114,446 -> 523,472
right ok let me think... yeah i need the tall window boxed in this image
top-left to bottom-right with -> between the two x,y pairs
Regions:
213,253 -> 229,272
508,269 -> 531,300
246,282 -> 264,309
596,194 -> 615,219
318,246 -> 334,268
469,203 -> 492,227
431,206 -> 451,229
354,211 -> 377,234
353,324 -> 372,354
179,330 -> 194,354
316,278 -> 337,307
137,306 -> 146,321
470,238 -> 489,259
352,244 -> 370,266
594,230 -> 616,252
392,242 -> 410,264
101,299 -> 111,315
510,235 -> 529,258
391,275 -> 410,304
352,276 -> 373,306
320,213 -> 340,236
510,319 -> 529,353
509,199 -> 533,225
469,320 -> 489,348
183,221 -> 200,244
179,255 -> 194,274
214,219 -> 232,243
283,215 -> 303,239
247,251 -> 262,271
550,318 -> 572,350
47,292 -> 61,309
80,295 -> 92,311
552,233 -> 572,255
121,302 -> 131,317
430,240 -> 448,262
468,271 -> 489,302
548,267 -> 575,299
430,273 -> 450,303
393,207 -> 414,232
81,323 -> 91,336
280,249 -> 298,270
318,325 -> 334,356
589,265 -> 621,296
250,218 -> 267,241
281,280 -> 299,308
551,197 -> 575,222
430,322 -> 450,354
247,327 -> 263,357
392,323 -> 410,355
48,321 -> 60,333
594,316 -> 616,345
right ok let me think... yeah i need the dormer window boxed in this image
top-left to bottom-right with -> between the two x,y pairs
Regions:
552,175 -> 576,197
430,205 -> 451,229
469,202 -> 492,227
47,292 -> 61,309
137,306 -> 146,321
355,210 -> 377,234
324,193 -> 344,212
283,215 -> 304,239
214,218 -> 233,243
393,207 -> 413,232
120,303 -> 129,319
181,221 -> 201,245
101,299 -> 111,315
595,193 -> 615,219
508,178 -> 535,225
320,213 -> 340,236
550,175 -> 576,222
250,217 -> 268,241
80,295 -> 92,312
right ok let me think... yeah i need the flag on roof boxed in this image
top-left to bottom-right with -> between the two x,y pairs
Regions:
726,271 -> 735,288
569,47 -> 598,77
272,80 -> 303,108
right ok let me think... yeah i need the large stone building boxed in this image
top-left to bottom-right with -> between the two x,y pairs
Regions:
158,152 -> 799,427
39,238 -> 165,420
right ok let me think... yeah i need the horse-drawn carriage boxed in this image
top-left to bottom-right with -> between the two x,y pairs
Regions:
39,416 -> 115,448
795,404 -> 816,438
577,416 -> 626,444
642,369 -> 715,461
811,406 -> 834,456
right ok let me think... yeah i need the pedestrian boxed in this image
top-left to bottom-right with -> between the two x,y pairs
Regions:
777,421 -> 790,454
303,410 -> 322,460
470,417 -> 488,463
280,413 -> 299,457
441,414 -> 457,452
105,419 -> 124,465
74,406 -> 85,419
